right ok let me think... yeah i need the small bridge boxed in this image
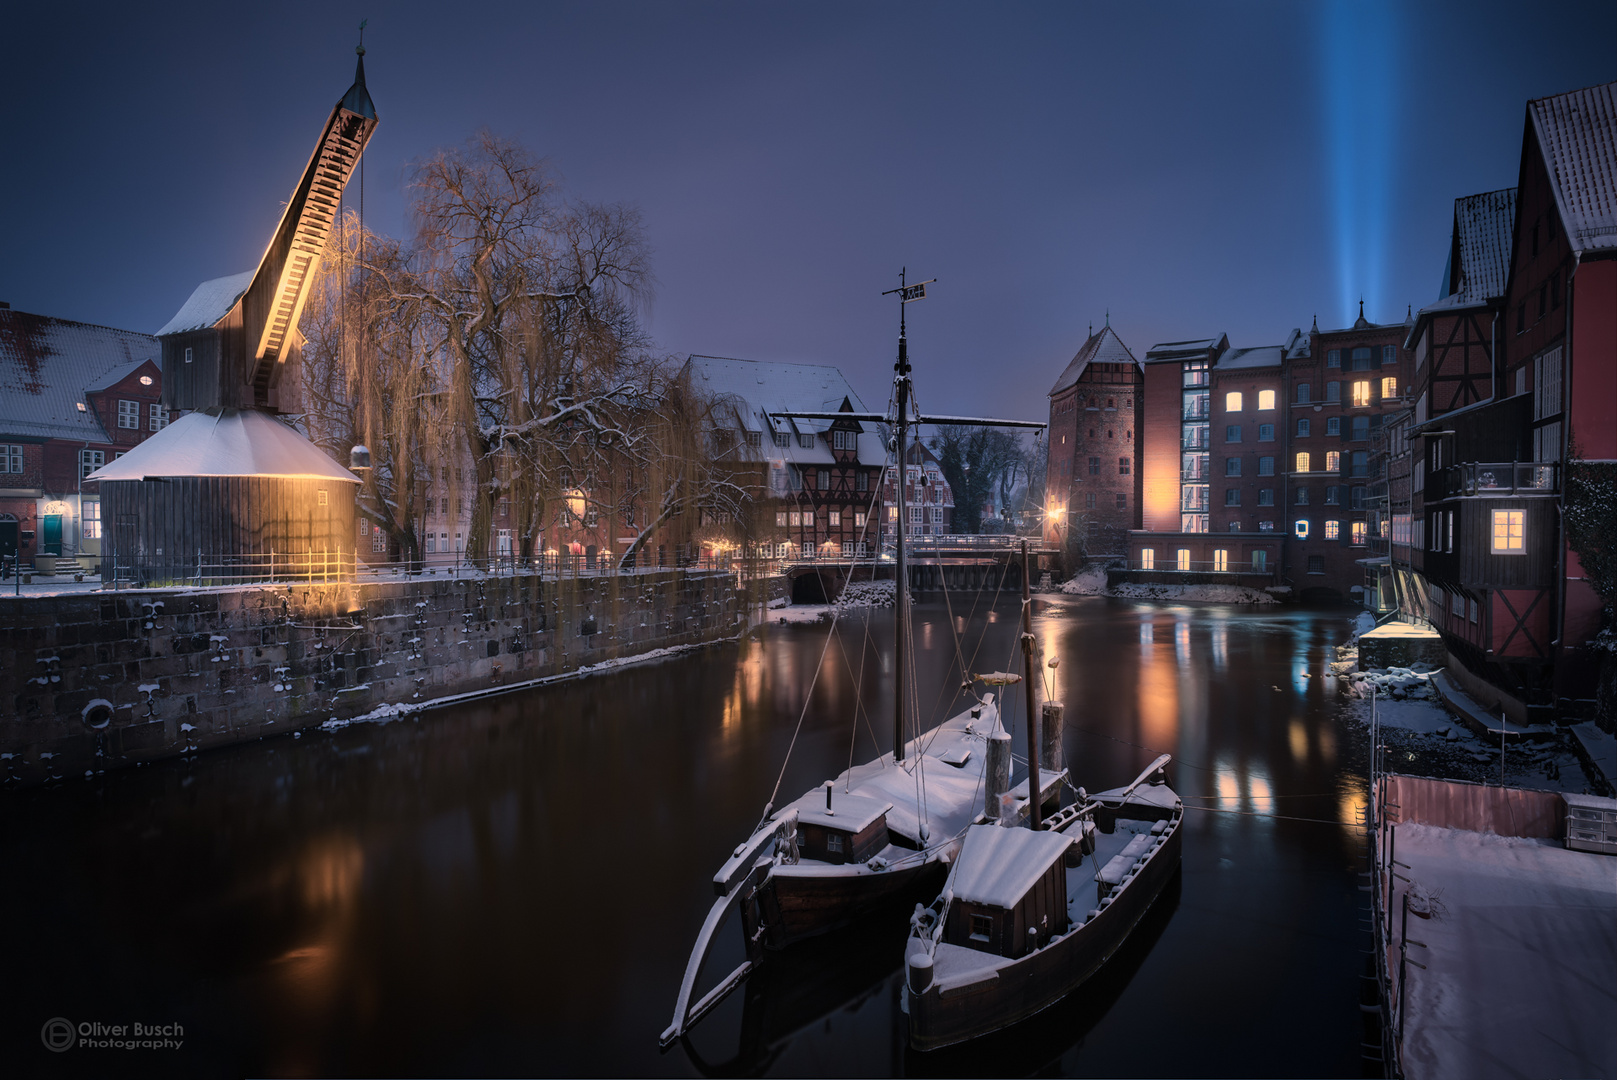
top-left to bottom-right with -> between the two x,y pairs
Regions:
782,535 -> 1063,603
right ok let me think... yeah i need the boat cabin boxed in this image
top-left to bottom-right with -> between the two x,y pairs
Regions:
945,824 -> 1071,959
793,793 -> 892,865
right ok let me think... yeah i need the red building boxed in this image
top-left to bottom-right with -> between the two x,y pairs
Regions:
1044,325 -> 1142,555
0,306 -> 163,573
882,440 -> 955,544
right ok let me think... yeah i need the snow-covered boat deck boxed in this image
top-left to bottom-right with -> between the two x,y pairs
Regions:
1393,823 -> 1616,1080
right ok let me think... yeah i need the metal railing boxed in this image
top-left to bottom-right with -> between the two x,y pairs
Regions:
1428,461 -> 1558,501
109,549 -> 361,589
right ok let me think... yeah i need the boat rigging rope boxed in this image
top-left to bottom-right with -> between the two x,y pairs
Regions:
757,598 -> 846,831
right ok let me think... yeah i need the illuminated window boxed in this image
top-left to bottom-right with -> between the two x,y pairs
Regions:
1213,549 -> 1228,571
118,400 -> 139,428
81,499 -> 100,539
1491,510 -> 1525,553
854,511 -> 866,527
1326,450 -> 1341,472
828,510 -> 841,527
1225,391 -> 1243,411
1176,548 -> 1191,571
1351,522 -> 1367,545
373,526 -> 386,553
1325,520 -> 1340,539
776,510 -> 787,527
1294,519 -> 1309,539
887,506 -> 897,522
1381,377 -> 1397,400
1296,452 -> 1311,472
1352,381 -> 1372,407
1139,548 -> 1155,570
1258,390 -> 1276,410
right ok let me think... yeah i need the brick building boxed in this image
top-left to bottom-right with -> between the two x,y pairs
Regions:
0,306 -> 164,573
882,440 -> 954,544
1044,325 -> 1142,555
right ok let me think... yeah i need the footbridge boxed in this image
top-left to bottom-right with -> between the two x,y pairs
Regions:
781,535 -> 1063,603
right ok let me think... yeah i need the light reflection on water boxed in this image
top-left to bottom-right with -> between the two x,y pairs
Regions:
0,598 -> 1371,1078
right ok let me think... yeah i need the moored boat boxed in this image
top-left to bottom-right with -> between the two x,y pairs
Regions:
903,754 -> 1183,1051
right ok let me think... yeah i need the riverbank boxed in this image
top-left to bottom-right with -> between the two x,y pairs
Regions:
0,568 -> 742,786
1060,565 -> 1280,604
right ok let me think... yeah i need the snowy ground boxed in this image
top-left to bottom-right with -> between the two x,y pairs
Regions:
1391,823 -> 1617,1080
1058,565 -> 1278,604
765,579 -> 903,625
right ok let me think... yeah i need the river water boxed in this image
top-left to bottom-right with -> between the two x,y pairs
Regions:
4,596 -> 1373,1078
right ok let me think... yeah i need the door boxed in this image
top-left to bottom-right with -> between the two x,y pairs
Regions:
0,519 -> 16,566
41,514 -> 62,555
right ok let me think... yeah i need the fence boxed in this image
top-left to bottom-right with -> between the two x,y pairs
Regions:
108,549 -> 361,589
1427,461 -> 1558,501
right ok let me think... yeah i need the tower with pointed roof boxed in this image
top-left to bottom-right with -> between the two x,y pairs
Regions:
1045,325 -> 1143,556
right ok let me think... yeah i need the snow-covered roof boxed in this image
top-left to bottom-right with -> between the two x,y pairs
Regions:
1144,333 -> 1229,363
1450,188 -> 1517,303
1282,328 -> 1310,360
684,354 -> 887,467
950,823 -> 1071,910
155,270 -> 254,337
792,793 -> 892,833
87,408 -> 360,482
1217,345 -> 1283,370
1530,81 -> 1617,256
85,355 -> 157,392
1048,325 -> 1139,396
0,308 -> 159,442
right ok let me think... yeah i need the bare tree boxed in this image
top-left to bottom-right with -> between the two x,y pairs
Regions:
930,426 -> 1025,534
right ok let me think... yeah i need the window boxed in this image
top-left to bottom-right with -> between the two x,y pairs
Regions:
856,471 -> 868,493
930,507 -> 943,523
1225,458 -> 1242,477
1252,550 -> 1268,571
796,433 -> 815,449
1228,520 -> 1242,531
969,914 -> 992,942
910,506 -> 923,524
1183,424 -> 1210,449
1183,390 -> 1210,420
1226,425 -> 1242,442
773,431 -> 790,448
1119,456 -> 1130,475
1492,510 -> 1525,553
1088,456 -> 1102,476
1326,417 -> 1340,437
143,402 -> 168,431
1225,488 -> 1241,506
1325,485 -> 1341,505
1381,377 -> 1397,400
1213,549 -> 1228,572
776,510 -> 788,527
1225,391 -> 1243,412
1259,520 -> 1275,531
117,400 -> 139,428
1351,347 -> 1371,370
1257,489 -> 1274,506
1351,522 -> 1367,546
183,346 -> 194,364
831,430 -> 846,450
498,500 -> 510,518
317,489 -> 328,507
455,532 -> 464,552
1294,519 -> 1309,538
1257,456 -> 1274,476
373,525 -> 387,553
1296,382 -> 1310,403
887,506 -> 897,522
789,510 -> 802,527
1325,519 -> 1340,540
80,449 -> 104,478
1351,451 -> 1368,477
828,510 -> 841,527
1326,381 -> 1340,403
425,534 -> 437,553
1351,416 -> 1370,441
1351,486 -> 1366,509
1183,359 -> 1209,387
854,511 -> 866,527
1308,555 -> 1324,574
1139,548 -> 1155,570
1257,424 -> 1274,442
1176,548 -> 1191,571
1295,487 -> 1309,505
81,499 -> 100,539
1351,381 -> 1371,407
1257,390 -> 1276,410
1297,418 -> 1310,438
1381,345 -> 1396,366
1327,349 -> 1341,368
1086,492 -> 1096,509
1,445 -> 20,473
1116,492 -> 1127,510
1326,450 -> 1341,472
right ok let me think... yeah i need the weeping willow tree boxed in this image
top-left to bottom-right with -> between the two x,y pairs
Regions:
300,132 -> 743,569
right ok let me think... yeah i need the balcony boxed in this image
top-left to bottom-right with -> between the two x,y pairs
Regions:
1427,462 -> 1559,501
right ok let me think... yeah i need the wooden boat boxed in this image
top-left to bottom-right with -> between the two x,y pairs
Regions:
661,275 -> 1052,1049
903,754 -> 1182,1051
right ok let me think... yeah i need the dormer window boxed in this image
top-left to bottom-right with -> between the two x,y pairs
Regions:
139,375 -> 153,386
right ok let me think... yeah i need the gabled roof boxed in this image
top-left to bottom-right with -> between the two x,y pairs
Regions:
1530,81 -> 1617,256
1048,325 -> 1139,396
155,270 -> 254,337
0,309 -> 159,442
85,355 -> 159,393
1217,346 -> 1283,370
88,408 -> 359,482
682,354 -> 887,466
1450,188 -> 1517,303
951,822 -> 1071,909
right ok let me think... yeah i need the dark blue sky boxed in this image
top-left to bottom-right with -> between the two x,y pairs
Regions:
3,1 -> 1612,421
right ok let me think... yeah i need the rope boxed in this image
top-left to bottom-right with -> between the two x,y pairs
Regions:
759,598 -> 845,829
1184,804 -> 1368,829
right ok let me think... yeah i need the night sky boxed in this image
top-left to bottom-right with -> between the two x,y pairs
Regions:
4,1 -> 1613,422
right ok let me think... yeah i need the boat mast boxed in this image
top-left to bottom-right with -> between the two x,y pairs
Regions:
1021,539 -> 1042,829
893,271 -> 911,765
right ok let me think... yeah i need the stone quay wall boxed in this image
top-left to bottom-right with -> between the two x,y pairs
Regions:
0,569 -> 741,786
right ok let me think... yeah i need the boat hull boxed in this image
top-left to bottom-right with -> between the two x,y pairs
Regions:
908,819 -> 1182,1051
757,856 -> 948,948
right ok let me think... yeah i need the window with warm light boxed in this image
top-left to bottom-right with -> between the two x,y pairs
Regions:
1352,522 -> 1367,545
81,499 -> 100,539
1352,381 -> 1372,407
1213,549 -> 1228,571
1325,519 -> 1340,540
1225,391 -> 1243,412
1258,390 -> 1276,410
1294,519 -> 1309,539
1492,510 -> 1525,553
1176,548 -> 1191,571
1139,548 -> 1155,570
1296,452 -> 1310,472
1381,376 -> 1397,399
1326,450 -> 1341,472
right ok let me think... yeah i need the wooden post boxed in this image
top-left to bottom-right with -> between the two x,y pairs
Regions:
985,712 -> 1012,821
1042,701 -> 1064,802
1020,540 -> 1041,830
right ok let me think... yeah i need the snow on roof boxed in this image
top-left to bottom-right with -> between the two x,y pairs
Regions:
0,308 -> 159,442
1144,333 -> 1229,363
1048,325 -> 1140,396
87,408 -> 360,482
791,793 -> 893,833
1530,81 -> 1617,256
1451,188 -> 1517,303
950,823 -> 1071,910
155,270 -> 254,337
684,354 -> 887,466
1216,345 -> 1283,370
85,355 -> 158,392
